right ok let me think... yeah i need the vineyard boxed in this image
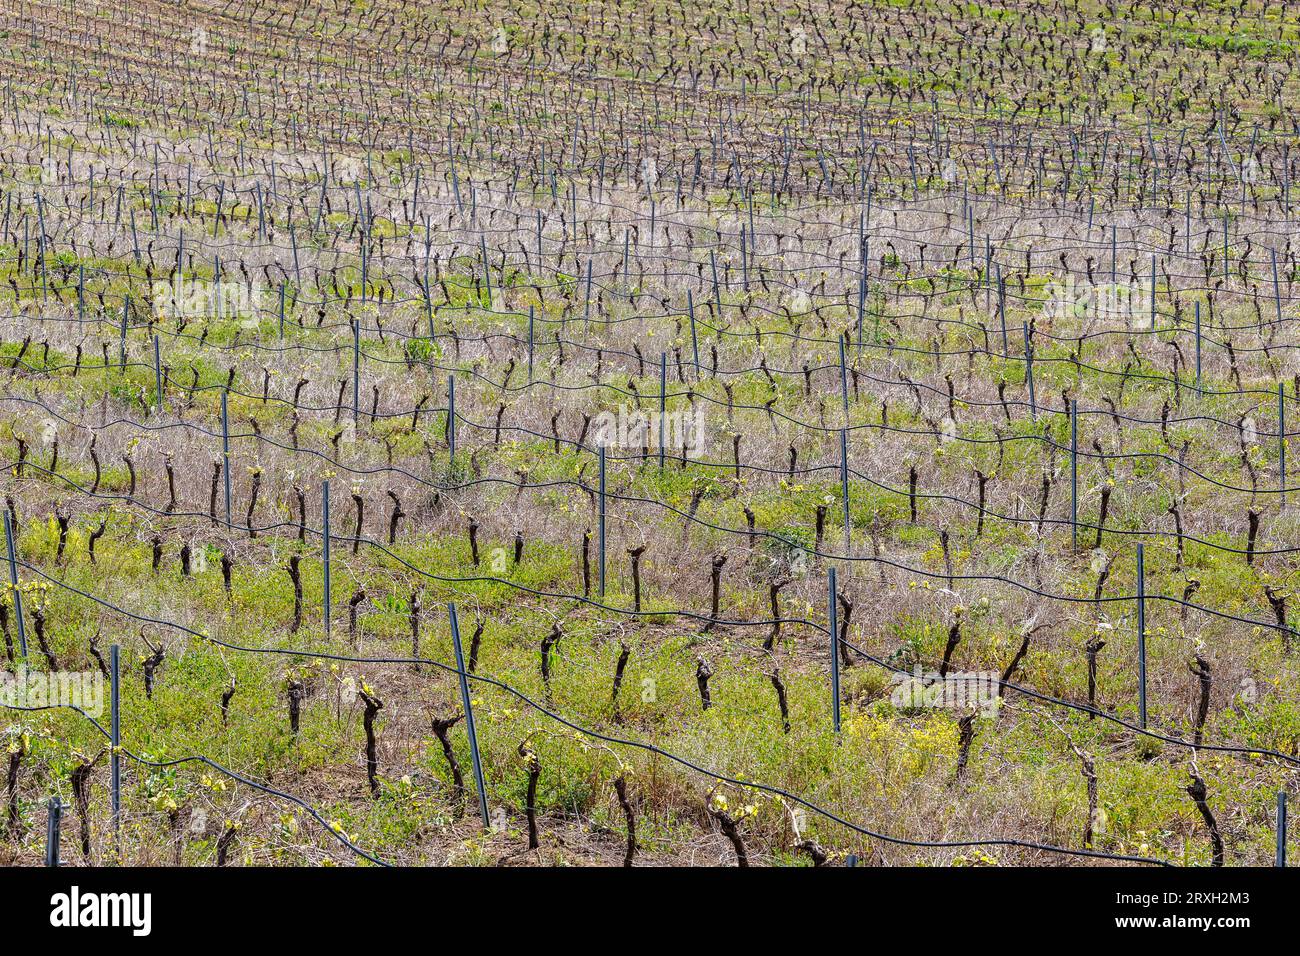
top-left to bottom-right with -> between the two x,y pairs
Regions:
0,0 -> 1299,868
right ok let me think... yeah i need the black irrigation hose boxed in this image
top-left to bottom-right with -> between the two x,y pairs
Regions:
833,633 -> 1300,769
10,186 -> 1300,342
12,150 -> 1300,261
5,388 -> 1300,630
13,138 -> 1299,248
132,317 -> 1300,442
0,700 -> 391,866
11,147 -> 1300,292
7,339 -> 1297,487
8,238 -> 1298,344
2,186 -> 1284,269
7,386 -> 1300,643
7,560 -> 1171,866
8,291 -> 1296,443
12,270 -> 1300,404
9,444 -> 1300,768
12,325 -> 1300,506
5,61 -> 1293,202
10,384 -> 1300,563
13,250 -> 1297,369
6,462 -> 814,634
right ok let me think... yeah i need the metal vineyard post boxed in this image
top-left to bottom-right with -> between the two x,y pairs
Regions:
448,603 -> 490,828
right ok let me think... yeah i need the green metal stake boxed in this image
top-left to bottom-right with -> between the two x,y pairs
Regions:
3,510 -> 26,657
449,603 -> 490,828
